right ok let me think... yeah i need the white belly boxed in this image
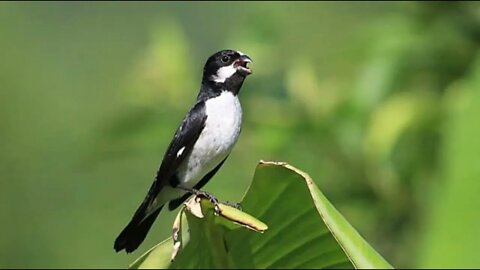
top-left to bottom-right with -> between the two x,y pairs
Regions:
177,91 -> 242,187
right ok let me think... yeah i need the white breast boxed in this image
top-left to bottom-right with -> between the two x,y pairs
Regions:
177,91 -> 242,186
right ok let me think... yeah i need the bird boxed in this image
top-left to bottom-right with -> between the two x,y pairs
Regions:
114,49 -> 253,253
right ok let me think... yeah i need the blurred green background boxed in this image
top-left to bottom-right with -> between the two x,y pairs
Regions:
1,1 -> 479,268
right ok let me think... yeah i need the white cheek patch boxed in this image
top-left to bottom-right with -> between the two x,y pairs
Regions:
211,63 -> 237,83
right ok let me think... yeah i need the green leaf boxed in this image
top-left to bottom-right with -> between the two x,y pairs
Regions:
130,161 -> 393,269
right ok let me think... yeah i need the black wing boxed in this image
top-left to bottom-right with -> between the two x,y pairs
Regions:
114,101 -> 207,253
147,100 -> 207,206
125,100 -> 207,219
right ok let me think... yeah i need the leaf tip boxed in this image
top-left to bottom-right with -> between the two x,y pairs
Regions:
217,203 -> 268,233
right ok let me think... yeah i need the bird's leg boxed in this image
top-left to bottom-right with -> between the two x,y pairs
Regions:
222,201 -> 242,211
177,185 -> 221,215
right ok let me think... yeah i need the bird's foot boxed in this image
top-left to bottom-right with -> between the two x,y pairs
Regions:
222,201 -> 242,211
194,190 -> 221,215
178,186 -> 221,215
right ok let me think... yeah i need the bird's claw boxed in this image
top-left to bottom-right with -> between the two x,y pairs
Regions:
193,190 -> 221,215
222,201 -> 242,210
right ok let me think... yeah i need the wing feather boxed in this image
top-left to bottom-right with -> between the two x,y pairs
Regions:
133,101 -> 207,216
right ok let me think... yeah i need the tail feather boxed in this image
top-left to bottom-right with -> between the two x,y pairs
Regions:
114,205 -> 163,253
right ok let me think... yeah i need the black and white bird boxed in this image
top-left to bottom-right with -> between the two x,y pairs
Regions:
114,49 -> 253,253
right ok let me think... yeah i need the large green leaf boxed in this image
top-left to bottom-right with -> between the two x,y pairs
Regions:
130,161 -> 392,269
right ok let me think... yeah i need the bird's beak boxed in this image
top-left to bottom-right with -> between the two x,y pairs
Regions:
235,55 -> 253,75
240,54 -> 252,64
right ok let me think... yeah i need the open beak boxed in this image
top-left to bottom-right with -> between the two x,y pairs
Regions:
234,55 -> 253,75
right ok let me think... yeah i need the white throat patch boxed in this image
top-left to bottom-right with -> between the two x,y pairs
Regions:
211,63 -> 237,83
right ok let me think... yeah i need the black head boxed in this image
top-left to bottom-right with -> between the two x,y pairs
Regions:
201,49 -> 252,95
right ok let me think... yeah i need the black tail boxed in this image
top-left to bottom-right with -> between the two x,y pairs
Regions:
114,205 -> 163,253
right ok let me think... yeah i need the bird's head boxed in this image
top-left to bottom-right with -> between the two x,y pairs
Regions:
202,49 -> 252,87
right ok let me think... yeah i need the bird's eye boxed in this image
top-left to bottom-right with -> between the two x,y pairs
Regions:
221,55 -> 230,63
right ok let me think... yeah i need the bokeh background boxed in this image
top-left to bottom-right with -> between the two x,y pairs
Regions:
1,1 -> 479,268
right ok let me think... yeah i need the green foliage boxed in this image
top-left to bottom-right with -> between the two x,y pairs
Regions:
417,56 -> 480,268
131,161 -> 392,269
